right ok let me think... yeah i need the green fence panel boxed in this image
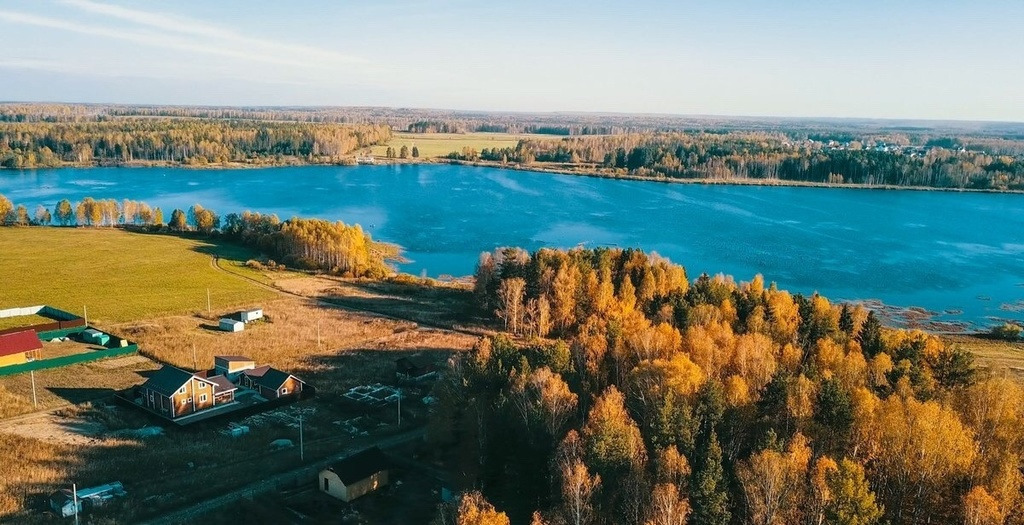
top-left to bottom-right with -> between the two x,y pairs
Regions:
0,345 -> 139,377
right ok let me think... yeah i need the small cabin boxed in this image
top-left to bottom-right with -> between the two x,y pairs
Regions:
219,318 -> 244,332
49,482 -> 126,518
240,309 -> 263,323
319,447 -> 390,502
240,366 -> 305,399
395,356 -> 439,382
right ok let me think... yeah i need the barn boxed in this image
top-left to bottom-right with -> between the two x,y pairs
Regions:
319,447 -> 390,502
0,330 -> 43,368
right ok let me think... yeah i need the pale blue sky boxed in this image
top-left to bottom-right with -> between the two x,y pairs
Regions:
1,0 -> 1022,121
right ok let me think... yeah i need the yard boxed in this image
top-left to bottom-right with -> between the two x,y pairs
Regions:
0,227 -> 274,324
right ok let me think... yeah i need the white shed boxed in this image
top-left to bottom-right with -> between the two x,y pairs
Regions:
219,318 -> 244,332
240,309 -> 263,323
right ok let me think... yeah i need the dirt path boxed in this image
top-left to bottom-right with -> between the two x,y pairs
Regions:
211,257 -> 485,337
138,428 -> 425,525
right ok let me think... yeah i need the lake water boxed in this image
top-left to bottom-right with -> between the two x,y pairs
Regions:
2,164 -> 1022,330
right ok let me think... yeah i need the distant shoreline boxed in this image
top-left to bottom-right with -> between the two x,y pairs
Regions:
4,158 -> 1024,194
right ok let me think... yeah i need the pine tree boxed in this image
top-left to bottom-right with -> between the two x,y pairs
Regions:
690,430 -> 730,525
857,311 -> 883,357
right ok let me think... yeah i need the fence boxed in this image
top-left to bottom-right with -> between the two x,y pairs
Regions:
0,344 -> 139,377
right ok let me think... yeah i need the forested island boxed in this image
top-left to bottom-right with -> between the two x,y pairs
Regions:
2,103 -> 1023,190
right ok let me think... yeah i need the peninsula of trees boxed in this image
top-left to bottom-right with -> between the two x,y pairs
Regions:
426,246 -> 1019,524
0,192 -> 399,278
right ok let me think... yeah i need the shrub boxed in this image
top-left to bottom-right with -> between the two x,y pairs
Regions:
990,322 -> 1023,341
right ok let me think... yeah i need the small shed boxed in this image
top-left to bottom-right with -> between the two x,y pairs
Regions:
395,356 -> 439,381
0,330 -> 43,367
319,447 -> 390,502
81,329 -> 110,346
219,319 -> 244,333
214,355 -> 255,380
240,309 -> 263,323
49,481 -> 126,518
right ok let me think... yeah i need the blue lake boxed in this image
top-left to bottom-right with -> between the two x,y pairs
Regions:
2,164 -> 1022,330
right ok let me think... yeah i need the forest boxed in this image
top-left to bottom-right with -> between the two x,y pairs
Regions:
0,117 -> 391,168
427,247 -> 1021,525
454,133 -> 1024,190
0,192 -> 398,278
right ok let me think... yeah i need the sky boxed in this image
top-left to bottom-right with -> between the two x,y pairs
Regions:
0,0 -> 1022,121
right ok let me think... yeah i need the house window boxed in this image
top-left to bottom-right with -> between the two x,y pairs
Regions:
182,398 -> 190,406
280,387 -> 289,395
178,386 -> 186,395
199,394 -> 208,403
323,478 -> 329,491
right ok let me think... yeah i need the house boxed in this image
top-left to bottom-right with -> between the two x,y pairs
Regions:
207,374 -> 238,405
319,447 -> 390,502
49,482 -> 126,518
219,318 -> 244,332
138,365 -> 226,419
213,355 -> 256,380
395,356 -> 439,381
0,330 -> 43,367
241,366 -> 305,399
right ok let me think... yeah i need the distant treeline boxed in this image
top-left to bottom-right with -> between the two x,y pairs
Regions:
450,133 -> 1024,190
0,118 -> 391,168
0,193 -> 398,278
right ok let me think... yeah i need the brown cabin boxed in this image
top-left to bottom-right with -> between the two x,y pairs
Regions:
139,365 -> 226,419
241,366 -> 305,399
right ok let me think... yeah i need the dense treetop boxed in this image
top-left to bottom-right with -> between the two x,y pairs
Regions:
428,246 -> 1021,524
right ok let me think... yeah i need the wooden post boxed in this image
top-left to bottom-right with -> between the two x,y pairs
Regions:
30,370 -> 37,408
73,483 -> 79,525
83,305 -> 88,327
192,343 -> 198,371
207,289 -> 211,315
299,415 -> 304,462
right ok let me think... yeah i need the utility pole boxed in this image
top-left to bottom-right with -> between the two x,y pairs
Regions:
72,483 -> 79,525
206,288 -> 211,315
397,388 -> 401,426
316,319 -> 321,350
30,370 -> 37,408
192,343 -> 198,371
298,415 -> 304,462
83,305 -> 88,327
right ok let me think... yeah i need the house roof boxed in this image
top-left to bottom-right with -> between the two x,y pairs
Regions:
325,447 -> 390,485
141,365 -> 213,396
251,367 -> 301,390
208,374 -> 237,393
396,356 -> 438,376
215,355 -> 254,363
242,365 -> 271,378
0,330 -> 43,358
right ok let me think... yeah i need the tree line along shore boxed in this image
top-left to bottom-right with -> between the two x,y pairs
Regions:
2,104 -> 1023,190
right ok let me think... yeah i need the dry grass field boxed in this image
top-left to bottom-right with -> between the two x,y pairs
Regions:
945,334 -> 1024,382
0,291 -> 477,522
0,227 -> 274,324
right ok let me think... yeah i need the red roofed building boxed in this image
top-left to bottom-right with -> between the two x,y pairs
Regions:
0,330 -> 43,368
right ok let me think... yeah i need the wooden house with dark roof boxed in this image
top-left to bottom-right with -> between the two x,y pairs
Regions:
395,356 -> 439,382
213,355 -> 256,380
240,365 -> 305,400
139,365 -> 232,419
319,447 -> 390,502
0,330 -> 42,368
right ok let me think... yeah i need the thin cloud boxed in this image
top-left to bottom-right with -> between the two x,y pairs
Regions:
0,6 -> 363,72
59,0 -> 365,66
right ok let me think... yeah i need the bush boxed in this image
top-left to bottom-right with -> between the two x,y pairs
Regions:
990,322 -> 1023,341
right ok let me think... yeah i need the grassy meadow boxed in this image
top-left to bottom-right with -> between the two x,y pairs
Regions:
0,227 -> 274,324
370,131 -> 540,158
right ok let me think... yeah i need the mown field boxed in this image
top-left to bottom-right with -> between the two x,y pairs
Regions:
0,227 -> 274,324
370,131 -> 540,158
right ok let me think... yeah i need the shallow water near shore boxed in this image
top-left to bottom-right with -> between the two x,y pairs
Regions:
2,164 -> 1022,330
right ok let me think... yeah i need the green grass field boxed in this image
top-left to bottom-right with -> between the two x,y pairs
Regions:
0,228 -> 274,324
370,132 -> 546,158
